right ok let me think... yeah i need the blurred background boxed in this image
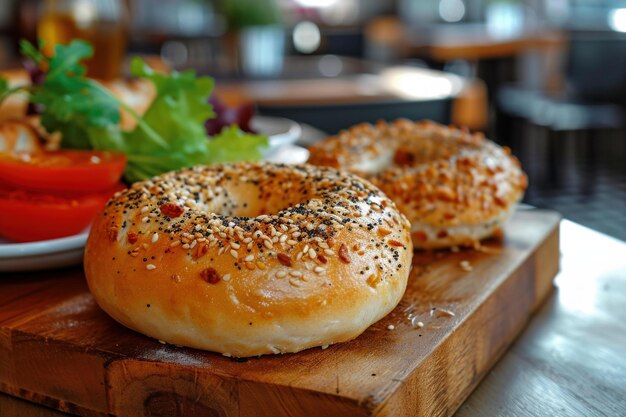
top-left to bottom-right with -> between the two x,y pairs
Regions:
0,0 -> 624,241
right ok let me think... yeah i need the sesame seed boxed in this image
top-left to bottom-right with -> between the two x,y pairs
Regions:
264,240 -> 273,249
142,216 -> 149,223
244,254 -> 254,262
308,248 -> 317,259
324,249 -> 334,256
290,270 -> 303,277
289,278 -> 301,287
140,206 -> 149,214
387,324 -> 395,330
276,271 -> 287,278
146,264 -> 157,270
230,242 -> 240,250
314,266 -> 325,273
411,317 -> 424,328
287,239 -> 297,246
152,233 -> 159,243
223,274 -> 231,282
230,249 -> 238,258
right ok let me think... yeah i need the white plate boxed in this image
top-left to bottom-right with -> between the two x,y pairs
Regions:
0,230 -> 89,272
262,144 -> 310,165
253,116 -> 302,147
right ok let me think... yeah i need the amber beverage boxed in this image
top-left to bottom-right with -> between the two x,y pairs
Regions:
38,0 -> 128,80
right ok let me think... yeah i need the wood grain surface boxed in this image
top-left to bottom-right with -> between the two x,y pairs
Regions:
0,209 -> 560,417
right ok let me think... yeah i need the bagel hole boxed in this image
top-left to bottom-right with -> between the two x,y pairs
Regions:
205,179 -> 311,218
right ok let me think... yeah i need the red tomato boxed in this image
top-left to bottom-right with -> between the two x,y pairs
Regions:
0,150 -> 127,193
0,185 -> 123,242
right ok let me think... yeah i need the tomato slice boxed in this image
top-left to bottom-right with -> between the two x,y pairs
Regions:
0,185 -> 123,243
0,150 -> 127,193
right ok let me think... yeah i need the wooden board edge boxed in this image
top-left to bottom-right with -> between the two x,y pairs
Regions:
0,381 -> 107,417
1,326 -> 113,415
371,217 -> 560,417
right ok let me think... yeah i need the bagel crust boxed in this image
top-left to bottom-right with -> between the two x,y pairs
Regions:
84,162 -> 412,357
308,120 -> 528,249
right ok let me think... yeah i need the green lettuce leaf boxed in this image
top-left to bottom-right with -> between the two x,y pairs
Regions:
206,125 -> 268,163
23,40 -> 121,149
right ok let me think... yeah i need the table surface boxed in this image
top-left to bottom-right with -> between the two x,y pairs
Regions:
367,18 -> 564,61
1,219 -> 625,416
215,65 -> 466,107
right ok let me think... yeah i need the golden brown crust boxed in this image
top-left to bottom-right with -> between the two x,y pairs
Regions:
84,162 -> 412,356
308,120 -> 528,249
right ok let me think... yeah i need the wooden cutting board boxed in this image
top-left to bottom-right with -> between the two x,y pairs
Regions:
0,208 -> 560,417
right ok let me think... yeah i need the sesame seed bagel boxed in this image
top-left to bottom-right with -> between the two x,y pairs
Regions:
84,162 -> 412,357
308,120 -> 528,249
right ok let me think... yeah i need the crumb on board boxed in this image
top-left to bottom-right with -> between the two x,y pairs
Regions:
459,260 -> 472,271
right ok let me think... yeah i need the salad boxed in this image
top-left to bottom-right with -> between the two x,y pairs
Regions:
0,40 -> 268,242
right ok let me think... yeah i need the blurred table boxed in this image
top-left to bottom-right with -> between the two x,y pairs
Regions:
215,63 -> 487,132
366,18 -> 564,62
1,219 -> 624,416
408,23 -> 564,62
366,19 -> 565,118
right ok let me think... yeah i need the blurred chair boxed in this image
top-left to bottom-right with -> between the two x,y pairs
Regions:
496,30 -> 626,192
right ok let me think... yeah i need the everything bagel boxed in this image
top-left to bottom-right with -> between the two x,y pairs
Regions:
308,120 -> 527,249
84,162 -> 412,357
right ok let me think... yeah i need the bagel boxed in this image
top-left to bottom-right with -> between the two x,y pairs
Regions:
308,120 -> 527,249
84,162 -> 412,357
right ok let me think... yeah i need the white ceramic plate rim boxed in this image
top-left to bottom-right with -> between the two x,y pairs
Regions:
0,229 -> 89,258
252,115 -> 302,147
